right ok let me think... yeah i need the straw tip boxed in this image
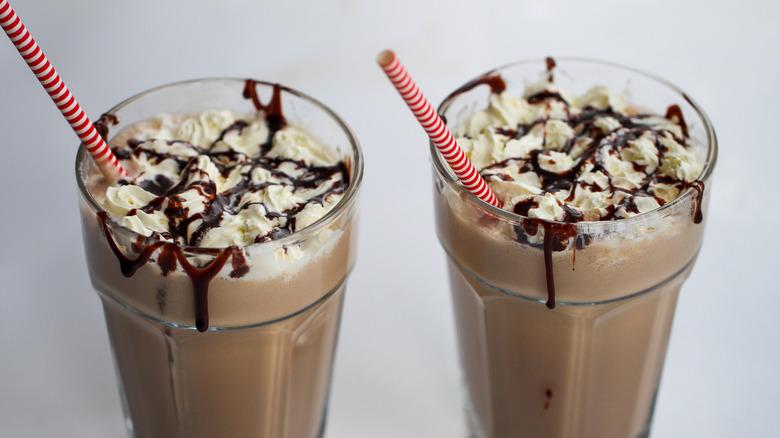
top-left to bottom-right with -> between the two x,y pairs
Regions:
377,50 -> 395,67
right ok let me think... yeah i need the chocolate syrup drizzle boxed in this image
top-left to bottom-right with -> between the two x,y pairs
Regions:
452,58 -> 707,309
93,80 -> 350,331
543,387 -> 553,413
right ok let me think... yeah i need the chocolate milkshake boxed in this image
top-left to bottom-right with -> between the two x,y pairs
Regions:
433,58 -> 716,438
76,79 -> 363,438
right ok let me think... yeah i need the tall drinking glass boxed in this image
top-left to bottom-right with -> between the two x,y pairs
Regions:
432,58 -> 716,438
76,79 -> 363,438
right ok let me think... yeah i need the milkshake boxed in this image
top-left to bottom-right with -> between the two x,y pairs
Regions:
76,79 -> 363,438
433,58 -> 716,438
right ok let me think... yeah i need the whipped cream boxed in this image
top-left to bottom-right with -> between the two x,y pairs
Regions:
99,109 -> 349,248
454,78 -> 703,222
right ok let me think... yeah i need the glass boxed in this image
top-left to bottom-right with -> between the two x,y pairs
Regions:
76,79 -> 363,438
432,58 -> 716,438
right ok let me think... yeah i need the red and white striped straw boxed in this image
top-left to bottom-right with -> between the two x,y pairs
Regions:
377,50 -> 500,208
0,0 -> 127,180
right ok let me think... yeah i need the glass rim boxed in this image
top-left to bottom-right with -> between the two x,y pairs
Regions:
433,56 -> 718,228
75,77 -> 364,252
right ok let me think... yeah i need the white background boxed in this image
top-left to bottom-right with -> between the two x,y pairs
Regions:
1,1 -> 778,437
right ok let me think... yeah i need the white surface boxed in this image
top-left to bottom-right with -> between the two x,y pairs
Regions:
1,1 -> 778,437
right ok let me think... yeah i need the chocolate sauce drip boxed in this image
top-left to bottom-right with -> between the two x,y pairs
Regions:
545,57 -> 556,83
513,200 -> 578,308
527,90 -> 569,106
665,104 -> 689,139
243,80 -> 287,134
540,222 -> 578,309
688,180 -> 705,224
156,244 -> 178,276
94,113 -> 119,142
174,247 -> 232,332
441,74 -> 507,110
230,248 -> 249,278
542,229 -> 557,309
98,211 -> 242,332
543,387 -> 553,412
98,211 -> 167,277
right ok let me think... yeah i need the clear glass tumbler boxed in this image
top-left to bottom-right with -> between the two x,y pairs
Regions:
432,58 -> 716,438
76,79 -> 363,438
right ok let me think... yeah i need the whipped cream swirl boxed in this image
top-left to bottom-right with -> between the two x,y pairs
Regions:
454,78 -> 702,222
101,109 -> 349,248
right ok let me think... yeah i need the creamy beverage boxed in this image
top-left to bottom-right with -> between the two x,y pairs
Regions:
433,58 -> 716,438
76,79 -> 363,438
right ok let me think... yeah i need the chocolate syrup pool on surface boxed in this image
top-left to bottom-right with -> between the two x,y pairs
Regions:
93,80 -> 349,332
447,59 -> 707,309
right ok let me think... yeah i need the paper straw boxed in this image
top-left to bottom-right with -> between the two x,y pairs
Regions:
0,0 -> 127,180
377,50 -> 500,208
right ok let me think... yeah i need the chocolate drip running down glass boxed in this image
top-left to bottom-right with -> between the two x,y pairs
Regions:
432,58 -> 716,438
76,78 -> 363,438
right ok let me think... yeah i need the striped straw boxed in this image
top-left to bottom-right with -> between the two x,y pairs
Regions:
0,0 -> 127,180
377,50 -> 500,208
